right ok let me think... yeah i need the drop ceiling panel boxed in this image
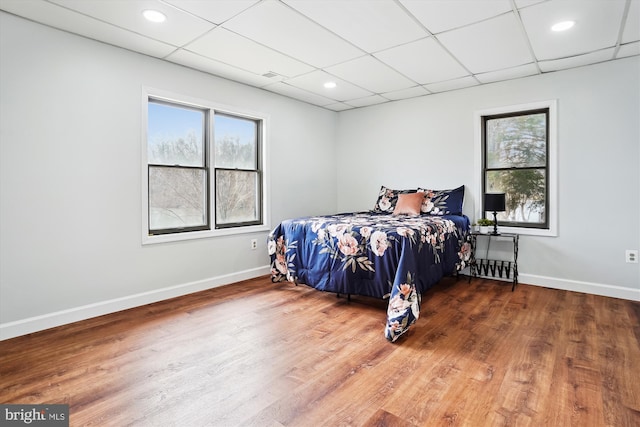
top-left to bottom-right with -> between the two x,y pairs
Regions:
284,0 -> 427,52
622,0 -> 640,44
221,0 -> 363,68
375,37 -> 469,84
538,48 -> 616,72
285,70 -> 372,101
514,0 -> 547,8
423,76 -> 479,93
520,0 -> 627,60
49,0 -> 215,47
262,82 -> 336,106
399,0 -> 512,34
381,86 -> 430,101
324,103 -> 353,112
163,0 -> 259,25
325,55 -> 416,93
618,41 -> 640,58
345,95 -> 389,108
1,0 -> 638,111
475,63 -> 539,83
166,49 -> 278,87
185,28 -> 313,78
437,12 -> 534,73
0,0 -> 176,57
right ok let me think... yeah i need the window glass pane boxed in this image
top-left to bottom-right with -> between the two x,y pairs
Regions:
216,170 -> 259,225
214,115 -> 257,169
149,166 -> 206,230
486,113 -> 546,169
148,102 -> 205,167
486,169 -> 546,224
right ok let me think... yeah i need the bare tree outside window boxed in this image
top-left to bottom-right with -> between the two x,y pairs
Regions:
146,97 -> 264,236
149,167 -> 207,229
214,114 -> 261,228
147,101 -> 208,234
484,110 -> 548,228
215,170 -> 258,224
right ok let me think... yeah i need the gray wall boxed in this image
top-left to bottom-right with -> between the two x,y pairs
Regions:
0,12 -> 337,336
336,56 -> 640,297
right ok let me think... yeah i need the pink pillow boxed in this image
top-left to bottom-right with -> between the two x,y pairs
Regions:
392,192 -> 423,215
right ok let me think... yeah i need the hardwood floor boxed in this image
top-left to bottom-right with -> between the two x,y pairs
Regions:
1,276 -> 639,426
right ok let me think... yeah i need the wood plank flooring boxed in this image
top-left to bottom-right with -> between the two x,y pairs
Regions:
1,276 -> 639,426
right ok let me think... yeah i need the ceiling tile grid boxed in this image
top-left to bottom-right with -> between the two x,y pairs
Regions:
221,0 -> 365,68
519,0 -> 629,60
374,37 -> 471,85
324,55 -> 417,94
1,0 -> 638,110
183,27 -> 314,78
48,0 -> 216,46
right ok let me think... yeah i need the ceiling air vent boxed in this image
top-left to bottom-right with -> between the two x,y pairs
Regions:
262,71 -> 279,78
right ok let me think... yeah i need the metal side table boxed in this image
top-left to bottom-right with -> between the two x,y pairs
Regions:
469,232 -> 519,291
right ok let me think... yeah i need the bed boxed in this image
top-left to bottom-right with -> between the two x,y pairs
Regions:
268,185 -> 471,342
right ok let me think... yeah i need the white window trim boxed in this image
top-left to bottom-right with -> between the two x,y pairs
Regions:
474,99 -> 558,237
141,86 -> 271,245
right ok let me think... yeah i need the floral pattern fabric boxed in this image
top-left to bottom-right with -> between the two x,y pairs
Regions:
418,185 -> 465,215
268,211 -> 471,342
372,186 -> 416,213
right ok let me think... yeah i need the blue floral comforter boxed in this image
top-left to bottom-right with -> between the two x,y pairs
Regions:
268,211 -> 471,342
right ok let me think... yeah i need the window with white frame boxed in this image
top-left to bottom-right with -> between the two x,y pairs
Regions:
143,90 -> 267,243
475,100 -> 557,237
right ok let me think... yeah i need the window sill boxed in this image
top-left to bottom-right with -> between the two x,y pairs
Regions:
142,223 -> 271,245
494,225 -> 557,237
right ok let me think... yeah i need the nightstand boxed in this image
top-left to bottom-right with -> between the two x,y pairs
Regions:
469,232 -> 519,291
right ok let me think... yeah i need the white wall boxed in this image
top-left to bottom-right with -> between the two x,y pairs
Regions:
0,12 -> 337,338
336,56 -> 640,299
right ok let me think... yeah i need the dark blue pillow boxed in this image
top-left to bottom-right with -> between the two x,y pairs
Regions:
418,185 -> 465,215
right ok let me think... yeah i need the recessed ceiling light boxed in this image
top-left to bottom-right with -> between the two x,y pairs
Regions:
324,81 -> 337,89
143,10 -> 166,23
551,20 -> 575,32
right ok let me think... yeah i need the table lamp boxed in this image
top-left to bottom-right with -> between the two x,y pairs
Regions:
484,193 -> 506,235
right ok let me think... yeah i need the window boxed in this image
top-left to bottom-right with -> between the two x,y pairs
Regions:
214,114 -> 261,228
484,109 -> 548,228
475,100 -> 557,237
147,100 -> 209,234
143,89 -> 268,243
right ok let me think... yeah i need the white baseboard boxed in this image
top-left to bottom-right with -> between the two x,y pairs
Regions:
519,273 -> 640,302
461,267 -> 639,301
0,265 -> 271,341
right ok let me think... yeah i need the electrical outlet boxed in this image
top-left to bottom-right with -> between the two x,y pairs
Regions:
626,250 -> 638,263
251,239 -> 258,250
